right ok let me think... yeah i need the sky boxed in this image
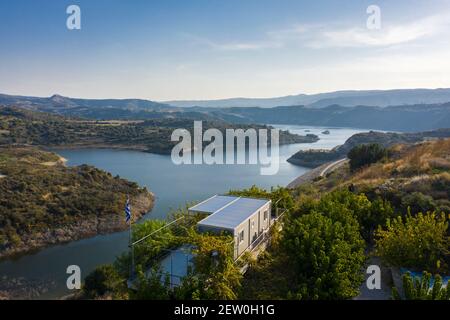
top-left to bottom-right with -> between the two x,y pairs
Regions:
1,0 -> 450,101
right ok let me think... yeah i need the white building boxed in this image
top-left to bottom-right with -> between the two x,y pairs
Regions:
189,195 -> 272,259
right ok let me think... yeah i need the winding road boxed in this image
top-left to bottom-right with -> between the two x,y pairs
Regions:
319,158 -> 348,177
287,158 -> 348,189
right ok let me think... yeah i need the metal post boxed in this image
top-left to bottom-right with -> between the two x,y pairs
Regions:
128,195 -> 135,278
170,252 -> 173,289
130,221 -> 135,277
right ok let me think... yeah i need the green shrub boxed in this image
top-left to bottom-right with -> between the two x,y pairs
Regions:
130,266 -> 171,300
282,210 -> 366,299
83,264 -> 125,299
401,192 -> 437,214
348,143 -> 388,171
392,271 -> 450,300
375,212 -> 449,272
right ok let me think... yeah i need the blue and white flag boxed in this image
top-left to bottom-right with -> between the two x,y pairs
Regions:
125,198 -> 131,223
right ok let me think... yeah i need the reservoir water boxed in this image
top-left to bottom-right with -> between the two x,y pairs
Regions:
0,125 -> 366,299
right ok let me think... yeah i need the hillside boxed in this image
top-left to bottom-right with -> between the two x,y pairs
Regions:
0,93 -> 176,114
0,147 -> 154,259
240,139 -> 450,300
302,139 -> 450,214
2,92 -> 450,132
0,106 -> 317,154
287,129 -> 450,167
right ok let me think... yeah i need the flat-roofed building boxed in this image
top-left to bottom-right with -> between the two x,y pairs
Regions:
189,195 -> 272,259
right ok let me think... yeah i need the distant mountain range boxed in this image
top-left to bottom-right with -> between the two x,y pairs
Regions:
207,103 -> 450,131
165,88 -> 450,108
0,93 -> 177,113
1,89 -> 450,132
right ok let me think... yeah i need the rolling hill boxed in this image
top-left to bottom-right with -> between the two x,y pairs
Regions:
165,88 -> 450,108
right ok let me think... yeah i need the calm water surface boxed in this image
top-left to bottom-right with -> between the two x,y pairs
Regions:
0,125 -> 365,298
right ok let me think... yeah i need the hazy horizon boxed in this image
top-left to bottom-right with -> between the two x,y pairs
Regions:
1,0 -> 450,101
3,86 -> 450,103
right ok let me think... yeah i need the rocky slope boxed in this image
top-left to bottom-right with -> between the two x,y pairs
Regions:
0,147 -> 154,260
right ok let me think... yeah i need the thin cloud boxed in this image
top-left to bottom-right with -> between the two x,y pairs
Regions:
181,11 -> 450,55
215,12 -> 450,50
310,13 -> 450,48
182,33 -> 282,51
212,41 -> 282,51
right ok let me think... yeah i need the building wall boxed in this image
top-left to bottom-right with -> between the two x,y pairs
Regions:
234,201 -> 272,258
258,202 -> 271,233
248,213 -> 258,246
235,223 -> 248,259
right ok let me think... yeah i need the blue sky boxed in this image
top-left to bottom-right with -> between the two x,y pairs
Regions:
1,0 -> 450,100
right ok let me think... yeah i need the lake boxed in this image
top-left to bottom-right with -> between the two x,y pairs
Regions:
0,125 -> 365,299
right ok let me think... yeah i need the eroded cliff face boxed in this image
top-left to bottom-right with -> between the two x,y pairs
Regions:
0,190 -> 154,260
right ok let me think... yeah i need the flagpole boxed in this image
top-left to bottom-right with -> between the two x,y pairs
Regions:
130,218 -> 135,277
127,195 -> 135,278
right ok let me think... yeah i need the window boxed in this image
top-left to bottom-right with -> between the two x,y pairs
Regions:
264,210 -> 268,221
239,230 -> 245,243
251,221 -> 255,229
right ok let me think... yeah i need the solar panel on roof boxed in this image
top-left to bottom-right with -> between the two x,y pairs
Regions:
196,197 -> 270,230
189,195 -> 239,214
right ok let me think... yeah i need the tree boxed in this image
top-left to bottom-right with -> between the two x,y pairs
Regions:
392,271 -> 450,300
83,264 -> 126,299
282,211 -> 366,299
176,232 -> 243,300
375,212 -> 449,272
348,143 -> 387,171
228,185 -> 295,211
129,266 -> 171,300
295,190 -> 395,242
401,192 -> 437,214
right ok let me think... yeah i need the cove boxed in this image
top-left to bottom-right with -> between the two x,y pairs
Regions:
0,125 -> 365,299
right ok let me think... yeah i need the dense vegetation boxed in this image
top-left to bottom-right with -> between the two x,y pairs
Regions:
241,189 -> 369,299
282,200 -> 365,299
242,139 -> 450,300
0,146 -> 153,259
348,143 -> 388,171
83,208 -> 243,300
392,271 -> 450,300
375,212 -> 449,273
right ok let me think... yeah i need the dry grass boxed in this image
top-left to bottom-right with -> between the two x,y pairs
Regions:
329,139 -> 450,195
352,163 -> 391,181
306,139 -> 450,216
388,139 -> 450,176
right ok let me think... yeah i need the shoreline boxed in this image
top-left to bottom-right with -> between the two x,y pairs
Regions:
43,143 -> 159,154
0,190 -> 155,262
286,158 -> 348,189
286,163 -> 329,189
